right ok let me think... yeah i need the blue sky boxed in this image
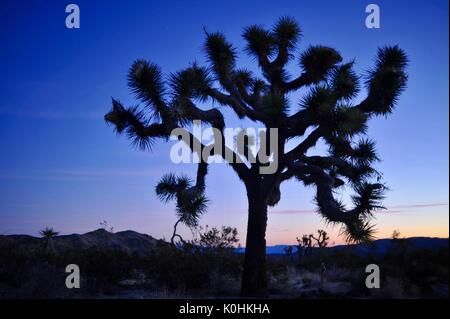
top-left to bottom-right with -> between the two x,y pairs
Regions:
0,0 -> 448,244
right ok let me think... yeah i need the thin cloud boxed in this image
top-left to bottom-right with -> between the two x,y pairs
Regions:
55,169 -> 161,177
378,210 -> 404,214
270,202 -> 448,215
387,203 -> 448,209
271,209 -> 316,215
0,108 -> 103,120
0,169 -> 162,181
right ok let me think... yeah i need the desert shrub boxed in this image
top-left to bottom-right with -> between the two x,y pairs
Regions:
267,257 -> 289,277
0,243 -> 70,298
61,248 -> 139,293
1,233 -> 446,298
143,227 -> 242,294
379,245 -> 449,297
0,242 -> 145,297
0,244 -> 30,289
195,226 -> 239,250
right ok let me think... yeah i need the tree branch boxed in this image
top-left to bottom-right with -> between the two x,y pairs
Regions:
284,127 -> 323,161
207,87 -> 268,122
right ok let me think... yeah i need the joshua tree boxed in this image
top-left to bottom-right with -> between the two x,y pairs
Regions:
155,173 -> 208,245
297,234 -> 313,258
392,229 -> 401,240
99,220 -> 114,233
39,226 -> 59,251
311,229 -> 330,248
105,17 -> 407,296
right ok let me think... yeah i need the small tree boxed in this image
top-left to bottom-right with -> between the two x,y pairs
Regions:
392,229 -> 401,240
99,220 -> 114,233
195,225 -> 239,251
156,174 -> 208,245
311,229 -> 330,248
296,229 -> 329,260
39,227 -> 59,252
105,17 -> 407,296
297,234 -> 313,259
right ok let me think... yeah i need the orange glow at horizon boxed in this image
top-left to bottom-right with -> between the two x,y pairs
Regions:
265,210 -> 449,246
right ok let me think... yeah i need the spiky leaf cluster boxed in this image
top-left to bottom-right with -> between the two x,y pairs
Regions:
156,173 -> 208,228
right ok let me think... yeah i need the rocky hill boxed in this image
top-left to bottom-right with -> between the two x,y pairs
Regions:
0,229 -> 164,256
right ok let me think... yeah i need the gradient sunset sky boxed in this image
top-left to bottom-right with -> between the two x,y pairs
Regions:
0,0 -> 448,245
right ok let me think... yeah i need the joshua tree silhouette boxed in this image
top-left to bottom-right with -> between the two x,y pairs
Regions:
311,229 -> 330,248
155,173 -> 208,245
39,226 -> 59,252
105,17 -> 407,296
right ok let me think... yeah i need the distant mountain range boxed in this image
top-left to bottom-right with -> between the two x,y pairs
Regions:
0,229 -> 447,257
236,237 -> 448,255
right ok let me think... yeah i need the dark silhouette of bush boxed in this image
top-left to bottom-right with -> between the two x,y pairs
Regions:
143,227 -> 242,293
0,234 -> 446,298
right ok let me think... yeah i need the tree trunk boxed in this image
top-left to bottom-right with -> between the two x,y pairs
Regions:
171,217 -> 184,246
241,187 -> 268,297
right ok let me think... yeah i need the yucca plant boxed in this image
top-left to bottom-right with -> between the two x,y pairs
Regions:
39,226 -> 59,252
105,16 -> 407,296
155,173 -> 208,245
311,229 -> 330,248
